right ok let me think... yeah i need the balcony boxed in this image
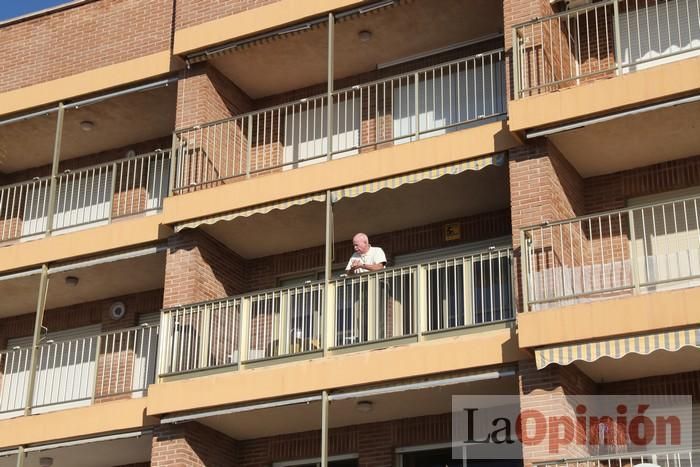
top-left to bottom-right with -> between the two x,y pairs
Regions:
0,150 -> 171,244
0,324 -> 158,419
512,0 -> 700,99
159,247 -> 514,376
173,49 -> 507,193
521,193 -> 700,311
535,450 -> 699,467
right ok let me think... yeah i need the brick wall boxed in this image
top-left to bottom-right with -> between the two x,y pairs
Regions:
0,0 -> 174,94
509,141 -> 584,310
151,422 -> 238,467
503,0 -> 560,98
518,359 -> 598,467
163,229 -> 248,308
174,0 -> 282,30
237,413 -> 452,467
175,64 -> 253,191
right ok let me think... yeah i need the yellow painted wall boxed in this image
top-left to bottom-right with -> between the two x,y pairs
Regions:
0,215 -> 170,273
147,327 -> 526,416
509,56 -> 700,132
0,398 -> 157,449
518,285 -> 700,348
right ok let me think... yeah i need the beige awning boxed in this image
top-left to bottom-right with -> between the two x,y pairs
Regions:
534,327 -> 700,370
330,152 -> 506,203
174,192 -> 327,232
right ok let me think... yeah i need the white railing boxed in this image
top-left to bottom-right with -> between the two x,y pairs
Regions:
334,265 -> 417,346
0,150 -> 171,243
0,325 -> 158,416
522,194 -> 700,310
172,49 -> 506,192
159,298 -> 241,374
535,450 -> 698,467
513,0 -> 700,98
0,346 -> 31,414
159,248 -> 514,375
246,282 -> 324,360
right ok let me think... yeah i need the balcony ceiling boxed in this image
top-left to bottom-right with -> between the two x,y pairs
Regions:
0,434 -> 151,467
549,98 -> 700,178
199,371 -> 518,440
211,0 -> 503,99
575,346 -> 700,383
0,84 -> 176,175
201,163 -> 510,259
0,249 -> 165,319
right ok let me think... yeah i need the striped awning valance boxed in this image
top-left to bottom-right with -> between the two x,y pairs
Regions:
174,192 -> 326,232
330,152 -> 505,203
535,327 -> 700,370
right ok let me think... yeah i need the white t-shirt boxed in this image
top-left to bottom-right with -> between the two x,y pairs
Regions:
345,246 -> 387,274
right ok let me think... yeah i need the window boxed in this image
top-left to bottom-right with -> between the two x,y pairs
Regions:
283,97 -> 361,167
0,325 -> 101,418
629,187 -> 700,288
398,446 -> 523,467
619,0 -> 700,71
393,58 -> 506,144
273,454 -> 358,467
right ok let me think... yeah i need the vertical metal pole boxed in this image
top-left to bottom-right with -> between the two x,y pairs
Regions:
90,334 -> 103,403
413,72 -> 420,141
45,104 -> 65,237
15,446 -> 24,467
326,13 -> 335,161
321,390 -> 329,467
613,0 -> 623,75
323,190 -> 333,356
512,30 -> 521,99
246,114 -> 253,178
107,162 -> 118,223
168,132 -> 179,196
628,209 -> 641,294
23,264 -> 49,416
519,230 -> 530,312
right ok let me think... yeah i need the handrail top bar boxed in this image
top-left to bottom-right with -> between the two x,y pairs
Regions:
174,48 -> 505,134
534,448 -> 697,465
162,246 -> 513,313
521,193 -> 700,232
1,323 -> 160,352
512,0 -> 616,30
0,149 -> 171,193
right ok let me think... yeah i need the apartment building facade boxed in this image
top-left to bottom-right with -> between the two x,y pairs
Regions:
0,0 -> 698,466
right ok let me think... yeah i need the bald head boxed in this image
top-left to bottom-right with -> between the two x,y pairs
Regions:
352,233 -> 370,254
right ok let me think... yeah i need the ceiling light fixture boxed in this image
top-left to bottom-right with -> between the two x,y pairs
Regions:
65,276 -> 80,287
358,30 -> 372,42
356,400 -> 373,413
80,120 -> 95,132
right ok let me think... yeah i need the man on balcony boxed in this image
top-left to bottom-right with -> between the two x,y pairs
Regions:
346,233 -> 387,275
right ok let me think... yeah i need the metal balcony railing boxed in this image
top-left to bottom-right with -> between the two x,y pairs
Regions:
172,49 -> 507,193
535,449 -> 698,467
0,324 -> 159,418
521,194 -> 700,310
0,150 -> 171,243
513,0 -> 700,98
159,247 -> 514,376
